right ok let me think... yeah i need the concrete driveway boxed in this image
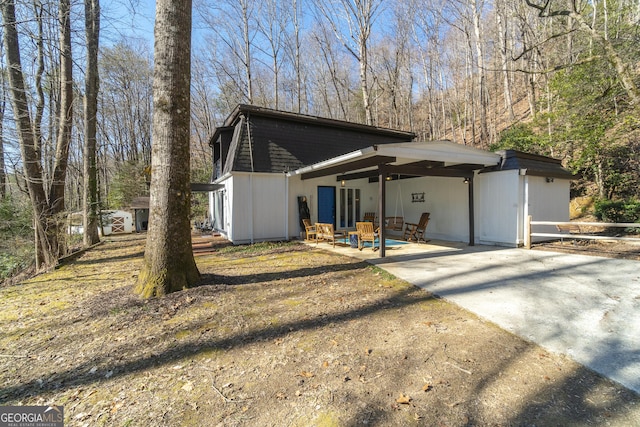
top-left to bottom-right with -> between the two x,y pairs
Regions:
323,240 -> 640,394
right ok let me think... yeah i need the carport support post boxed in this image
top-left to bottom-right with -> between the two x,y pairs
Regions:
468,175 -> 475,246
378,165 -> 387,257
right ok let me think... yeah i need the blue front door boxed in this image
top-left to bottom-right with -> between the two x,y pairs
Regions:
317,186 -> 336,226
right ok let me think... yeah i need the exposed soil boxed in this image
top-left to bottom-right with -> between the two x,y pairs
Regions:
533,235 -> 640,261
1,234 -> 639,426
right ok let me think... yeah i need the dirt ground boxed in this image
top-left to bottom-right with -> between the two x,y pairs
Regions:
1,234 -> 639,426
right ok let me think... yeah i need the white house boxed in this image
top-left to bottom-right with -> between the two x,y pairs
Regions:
208,105 -> 573,256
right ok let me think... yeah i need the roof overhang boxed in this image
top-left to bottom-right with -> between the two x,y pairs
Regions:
289,141 -> 501,181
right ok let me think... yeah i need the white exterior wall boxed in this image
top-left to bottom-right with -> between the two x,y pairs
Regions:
526,176 -> 570,243
383,177 -> 469,242
226,172 -> 289,243
475,171 -> 570,246
213,170 -> 570,246
288,175 -> 471,242
476,170 -> 520,246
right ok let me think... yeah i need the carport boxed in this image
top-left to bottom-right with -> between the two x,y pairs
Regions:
290,141 -> 501,257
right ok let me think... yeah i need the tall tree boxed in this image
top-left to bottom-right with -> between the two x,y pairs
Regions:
49,0 -> 73,217
2,0 -> 55,267
316,0 -> 382,126
83,0 -> 100,246
0,40 -> 6,200
135,0 -> 200,297
525,0 -> 640,106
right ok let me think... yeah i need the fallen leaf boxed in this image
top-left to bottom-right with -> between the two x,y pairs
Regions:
396,393 -> 412,404
422,383 -> 432,392
298,371 -> 315,378
322,361 -> 329,368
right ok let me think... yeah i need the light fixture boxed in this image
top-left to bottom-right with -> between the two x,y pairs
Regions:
341,179 -> 346,187
463,177 -> 470,184
386,175 -> 392,181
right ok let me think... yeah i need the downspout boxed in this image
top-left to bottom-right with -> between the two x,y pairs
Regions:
284,172 -> 289,240
468,175 -> 475,246
247,113 -> 255,244
522,171 -> 529,246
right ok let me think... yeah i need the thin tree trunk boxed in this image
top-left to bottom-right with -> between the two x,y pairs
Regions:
49,0 -> 72,215
135,0 -> 200,297
83,0 -> 100,246
0,99 -> 5,199
292,0 -> 302,113
32,0 -> 45,164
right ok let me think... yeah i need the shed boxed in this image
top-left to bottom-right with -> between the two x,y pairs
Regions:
130,196 -> 150,232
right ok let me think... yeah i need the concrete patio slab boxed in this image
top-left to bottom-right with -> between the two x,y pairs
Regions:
313,239 -> 640,394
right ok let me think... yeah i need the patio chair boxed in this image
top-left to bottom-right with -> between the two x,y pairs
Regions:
402,212 -> 430,242
315,223 -> 343,247
356,221 -> 378,251
302,218 -> 317,241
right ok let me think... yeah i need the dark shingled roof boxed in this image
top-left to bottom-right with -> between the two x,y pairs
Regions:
210,105 -> 416,174
487,150 -> 575,179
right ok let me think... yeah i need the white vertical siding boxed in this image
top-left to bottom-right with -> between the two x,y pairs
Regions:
218,170 -> 570,246
526,176 -> 570,242
228,172 -> 288,243
476,170 -> 520,246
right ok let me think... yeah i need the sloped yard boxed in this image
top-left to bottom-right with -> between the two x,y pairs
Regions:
1,235 -> 639,426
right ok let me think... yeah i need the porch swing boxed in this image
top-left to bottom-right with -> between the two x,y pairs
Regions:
363,175 -> 405,234
384,177 -> 405,233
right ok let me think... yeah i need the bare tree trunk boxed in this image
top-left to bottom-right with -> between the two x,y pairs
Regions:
0,98 -> 5,199
317,0 -> 380,126
2,0 -> 56,268
471,0 -> 488,146
32,0 -> 45,165
83,0 -> 100,246
0,45 -> 6,199
242,0 -> 253,104
526,0 -> 640,105
50,1 -> 72,209
292,0 -> 302,113
135,0 -> 200,298
496,0 -> 514,120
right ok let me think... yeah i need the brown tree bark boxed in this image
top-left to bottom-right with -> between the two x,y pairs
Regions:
49,0 -> 73,219
135,0 -> 200,298
2,0 -> 56,268
525,0 -> 640,106
83,0 -> 100,246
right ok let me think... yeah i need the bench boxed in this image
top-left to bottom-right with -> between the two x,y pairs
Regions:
556,224 -> 581,244
315,223 -> 344,247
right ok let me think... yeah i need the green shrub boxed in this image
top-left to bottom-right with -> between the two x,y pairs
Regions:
594,198 -> 640,223
0,196 -> 34,281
